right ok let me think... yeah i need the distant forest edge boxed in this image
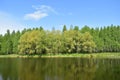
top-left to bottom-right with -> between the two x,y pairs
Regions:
0,24 -> 120,55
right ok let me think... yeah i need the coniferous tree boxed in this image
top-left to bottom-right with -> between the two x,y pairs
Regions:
0,24 -> 120,55
62,25 -> 67,32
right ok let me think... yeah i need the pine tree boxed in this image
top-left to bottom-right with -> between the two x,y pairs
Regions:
62,25 -> 67,32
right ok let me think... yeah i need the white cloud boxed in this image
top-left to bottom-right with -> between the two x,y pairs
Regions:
24,11 -> 48,20
24,5 -> 57,21
32,5 -> 58,14
0,11 -> 25,35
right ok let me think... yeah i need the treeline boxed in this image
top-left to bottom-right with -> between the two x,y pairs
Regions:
84,25 -> 120,52
0,25 -> 120,55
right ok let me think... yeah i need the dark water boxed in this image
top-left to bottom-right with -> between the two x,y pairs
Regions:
0,58 -> 120,80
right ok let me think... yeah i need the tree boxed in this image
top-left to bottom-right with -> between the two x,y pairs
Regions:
81,25 -> 91,33
0,35 -> 2,53
0,24 -> 120,55
74,26 -> 79,31
63,30 -> 76,53
62,25 -> 67,32
11,30 -> 21,53
18,30 -> 43,54
7,40 -> 13,54
1,30 -> 13,54
81,32 -> 96,53
45,30 -> 62,54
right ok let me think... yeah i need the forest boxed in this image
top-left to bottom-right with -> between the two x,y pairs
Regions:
0,24 -> 120,55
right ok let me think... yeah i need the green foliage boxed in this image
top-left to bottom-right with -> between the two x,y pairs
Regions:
0,25 -> 120,55
62,25 -> 67,32
18,30 -> 42,54
62,30 -> 96,53
81,32 -> 96,53
45,30 -> 62,54
74,26 -> 79,31
18,29 -> 96,54
81,25 -> 91,33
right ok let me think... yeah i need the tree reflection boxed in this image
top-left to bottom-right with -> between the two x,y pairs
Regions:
0,58 -> 120,80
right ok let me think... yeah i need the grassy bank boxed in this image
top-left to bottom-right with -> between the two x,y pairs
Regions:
0,53 -> 120,58
42,53 -> 120,59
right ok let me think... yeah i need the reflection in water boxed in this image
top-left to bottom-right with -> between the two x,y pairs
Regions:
0,58 -> 120,80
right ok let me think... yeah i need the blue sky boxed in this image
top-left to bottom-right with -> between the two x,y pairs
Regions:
0,0 -> 120,34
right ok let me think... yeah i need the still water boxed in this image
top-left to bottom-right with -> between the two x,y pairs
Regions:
0,58 -> 120,80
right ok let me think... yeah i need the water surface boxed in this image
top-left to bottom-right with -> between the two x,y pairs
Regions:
0,58 -> 120,80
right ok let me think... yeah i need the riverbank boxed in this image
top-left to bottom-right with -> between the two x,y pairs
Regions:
0,53 -> 120,58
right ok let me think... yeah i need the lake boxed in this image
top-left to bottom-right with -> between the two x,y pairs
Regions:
0,58 -> 120,80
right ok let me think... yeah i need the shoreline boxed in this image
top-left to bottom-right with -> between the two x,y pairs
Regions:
0,53 -> 120,59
